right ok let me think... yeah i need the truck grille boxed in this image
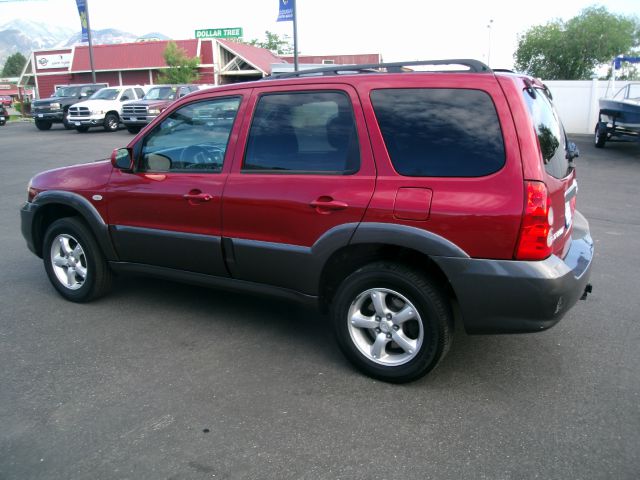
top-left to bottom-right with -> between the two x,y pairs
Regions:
69,106 -> 90,115
123,105 -> 148,116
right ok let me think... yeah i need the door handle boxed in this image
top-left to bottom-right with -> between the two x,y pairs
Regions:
310,197 -> 348,212
183,192 -> 213,202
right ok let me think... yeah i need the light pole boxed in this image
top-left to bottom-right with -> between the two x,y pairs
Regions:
487,19 -> 494,67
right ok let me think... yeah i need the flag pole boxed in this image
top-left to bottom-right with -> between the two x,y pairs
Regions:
85,0 -> 97,83
293,0 -> 298,71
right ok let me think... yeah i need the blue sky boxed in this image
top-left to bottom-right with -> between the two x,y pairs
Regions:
1,0 -> 638,68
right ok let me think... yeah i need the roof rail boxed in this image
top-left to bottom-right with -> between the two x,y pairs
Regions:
270,59 -> 492,79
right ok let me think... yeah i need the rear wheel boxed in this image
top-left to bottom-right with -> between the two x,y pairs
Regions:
331,262 -> 452,383
43,217 -> 112,302
594,123 -> 607,148
103,112 -> 119,132
35,119 -> 52,130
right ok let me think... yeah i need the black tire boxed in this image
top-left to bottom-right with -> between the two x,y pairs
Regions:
35,119 -> 52,131
594,123 -> 607,148
62,109 -> 74,130
126,126 -> 141,134
76,126 -> 89,133
103,112 -> 119,132
42,217 -> 113,302
331,262 -> 453,383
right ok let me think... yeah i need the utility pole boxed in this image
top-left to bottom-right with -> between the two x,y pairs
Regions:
487,19 -> 494,67
85,0 -> 97,83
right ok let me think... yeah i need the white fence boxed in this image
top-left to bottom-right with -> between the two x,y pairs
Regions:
544,80 -> 619,135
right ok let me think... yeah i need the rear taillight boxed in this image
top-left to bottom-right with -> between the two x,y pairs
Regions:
515,181 -> 552,260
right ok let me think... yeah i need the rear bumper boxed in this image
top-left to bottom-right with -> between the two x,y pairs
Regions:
434,210 -> 594,334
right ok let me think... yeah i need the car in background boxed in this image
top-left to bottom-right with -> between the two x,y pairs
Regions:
30,83 -> 107,130
121,84 -> 199,134
0,95 -> 12,107
0,104 -> 7,126
67,86 -> 147,133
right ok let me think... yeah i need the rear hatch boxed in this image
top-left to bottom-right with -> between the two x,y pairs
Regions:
521,82 -> 576,260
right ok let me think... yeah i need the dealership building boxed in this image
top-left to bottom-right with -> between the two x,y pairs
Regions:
19,38 -> 380,100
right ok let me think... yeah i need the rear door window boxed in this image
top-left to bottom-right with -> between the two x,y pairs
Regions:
243,91 -> 360,174
370,88 -> 505,177
523,89 -> 569,179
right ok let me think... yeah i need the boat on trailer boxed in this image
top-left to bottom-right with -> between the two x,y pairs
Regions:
595,56 -> 640,148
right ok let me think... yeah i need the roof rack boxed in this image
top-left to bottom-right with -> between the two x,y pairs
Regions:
270,59 -> 492,79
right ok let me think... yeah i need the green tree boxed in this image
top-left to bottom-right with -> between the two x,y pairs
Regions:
156,41 -> 200,84
514,6 -> 640,79
248,31 -> 293,55
2,52 -> 27,76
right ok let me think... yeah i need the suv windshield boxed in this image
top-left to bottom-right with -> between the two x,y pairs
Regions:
523,88 -> 569,179
90,88 -> 120,100
144,87 -> 177,101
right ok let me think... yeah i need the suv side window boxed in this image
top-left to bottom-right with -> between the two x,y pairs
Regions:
243,91 -> 360,174
121,88 -> 134,101
523,89 -> 569,179
135,88 -> 146,99
371,88 -> 505,177
139,97 -> 241,173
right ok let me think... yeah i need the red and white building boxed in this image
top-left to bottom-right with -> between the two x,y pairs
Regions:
19,38 -> 287,99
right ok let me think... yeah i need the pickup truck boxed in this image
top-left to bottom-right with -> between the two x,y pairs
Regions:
31,83 -> 107,130
67,86 -> 147,132
121,84 -> 200,133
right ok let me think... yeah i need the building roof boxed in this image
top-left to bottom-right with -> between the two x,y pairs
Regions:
71,39 -> 200,72
216,39 -> 286,74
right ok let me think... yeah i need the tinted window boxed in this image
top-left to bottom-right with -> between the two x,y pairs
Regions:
370,88 -> 505,177
140,97 -> 241,173
523,89 -> 569,179
121,89 -> 134,101
135,88 -> 146,99
243,91 -> 360,174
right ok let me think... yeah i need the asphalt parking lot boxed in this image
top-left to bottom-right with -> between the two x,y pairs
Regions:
1,121 -> 639,479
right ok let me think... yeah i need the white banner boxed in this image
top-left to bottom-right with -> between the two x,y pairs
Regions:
36,53 -> 72,70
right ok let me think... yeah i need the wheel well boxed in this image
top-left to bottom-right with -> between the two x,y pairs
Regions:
106,111 -> 119,119
319,243 -> 459,317
32,203 -> 81,257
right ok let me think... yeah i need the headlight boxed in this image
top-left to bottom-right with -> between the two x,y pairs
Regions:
49,102 -> 61,109
148,108 -> 161,114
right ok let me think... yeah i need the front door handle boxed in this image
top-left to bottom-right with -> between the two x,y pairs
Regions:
310,197 -> 348,213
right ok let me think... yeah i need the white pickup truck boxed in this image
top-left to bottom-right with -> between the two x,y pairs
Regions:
67,86 -> 147,133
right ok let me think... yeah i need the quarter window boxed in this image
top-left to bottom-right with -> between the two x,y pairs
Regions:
523,89 -> 569,179
371,88 -> 506,177
243,91 -> 360,174
139,97 -> 241,173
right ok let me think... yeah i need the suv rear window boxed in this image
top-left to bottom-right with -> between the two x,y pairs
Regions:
523,89 -> 569,179
370,88 -> 505,177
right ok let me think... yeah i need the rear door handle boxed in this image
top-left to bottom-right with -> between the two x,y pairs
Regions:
310,197 -> 348,212
183,192 -> 213,202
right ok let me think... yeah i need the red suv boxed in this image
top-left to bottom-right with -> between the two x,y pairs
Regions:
20,60 -> 593,382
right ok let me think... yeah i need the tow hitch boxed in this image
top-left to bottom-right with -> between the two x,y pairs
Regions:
580,283 -> 593,300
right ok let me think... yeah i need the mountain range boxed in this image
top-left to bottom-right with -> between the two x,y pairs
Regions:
0,19 -> 170,70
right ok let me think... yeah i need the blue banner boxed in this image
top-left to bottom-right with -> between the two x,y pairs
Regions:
76,0 -> 89,42
277,0 -> 294,22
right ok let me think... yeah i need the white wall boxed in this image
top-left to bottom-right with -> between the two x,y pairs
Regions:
544,80 -> 619,135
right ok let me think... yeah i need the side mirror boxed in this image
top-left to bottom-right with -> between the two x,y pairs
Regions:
121,96 -> 129,102
111,148 -> 133,171
566,141 -> 579,162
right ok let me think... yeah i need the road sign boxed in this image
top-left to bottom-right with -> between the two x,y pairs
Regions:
195,28 -> 243,39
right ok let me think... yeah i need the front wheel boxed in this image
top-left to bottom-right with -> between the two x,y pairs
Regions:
126,126 -> 141,134
43,217 -> 112,302
76,126 -> 89,133
35,119 -> 52,131
103,113 -> 119,132
331,262 -> 452,383
62,110 -> 73,130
